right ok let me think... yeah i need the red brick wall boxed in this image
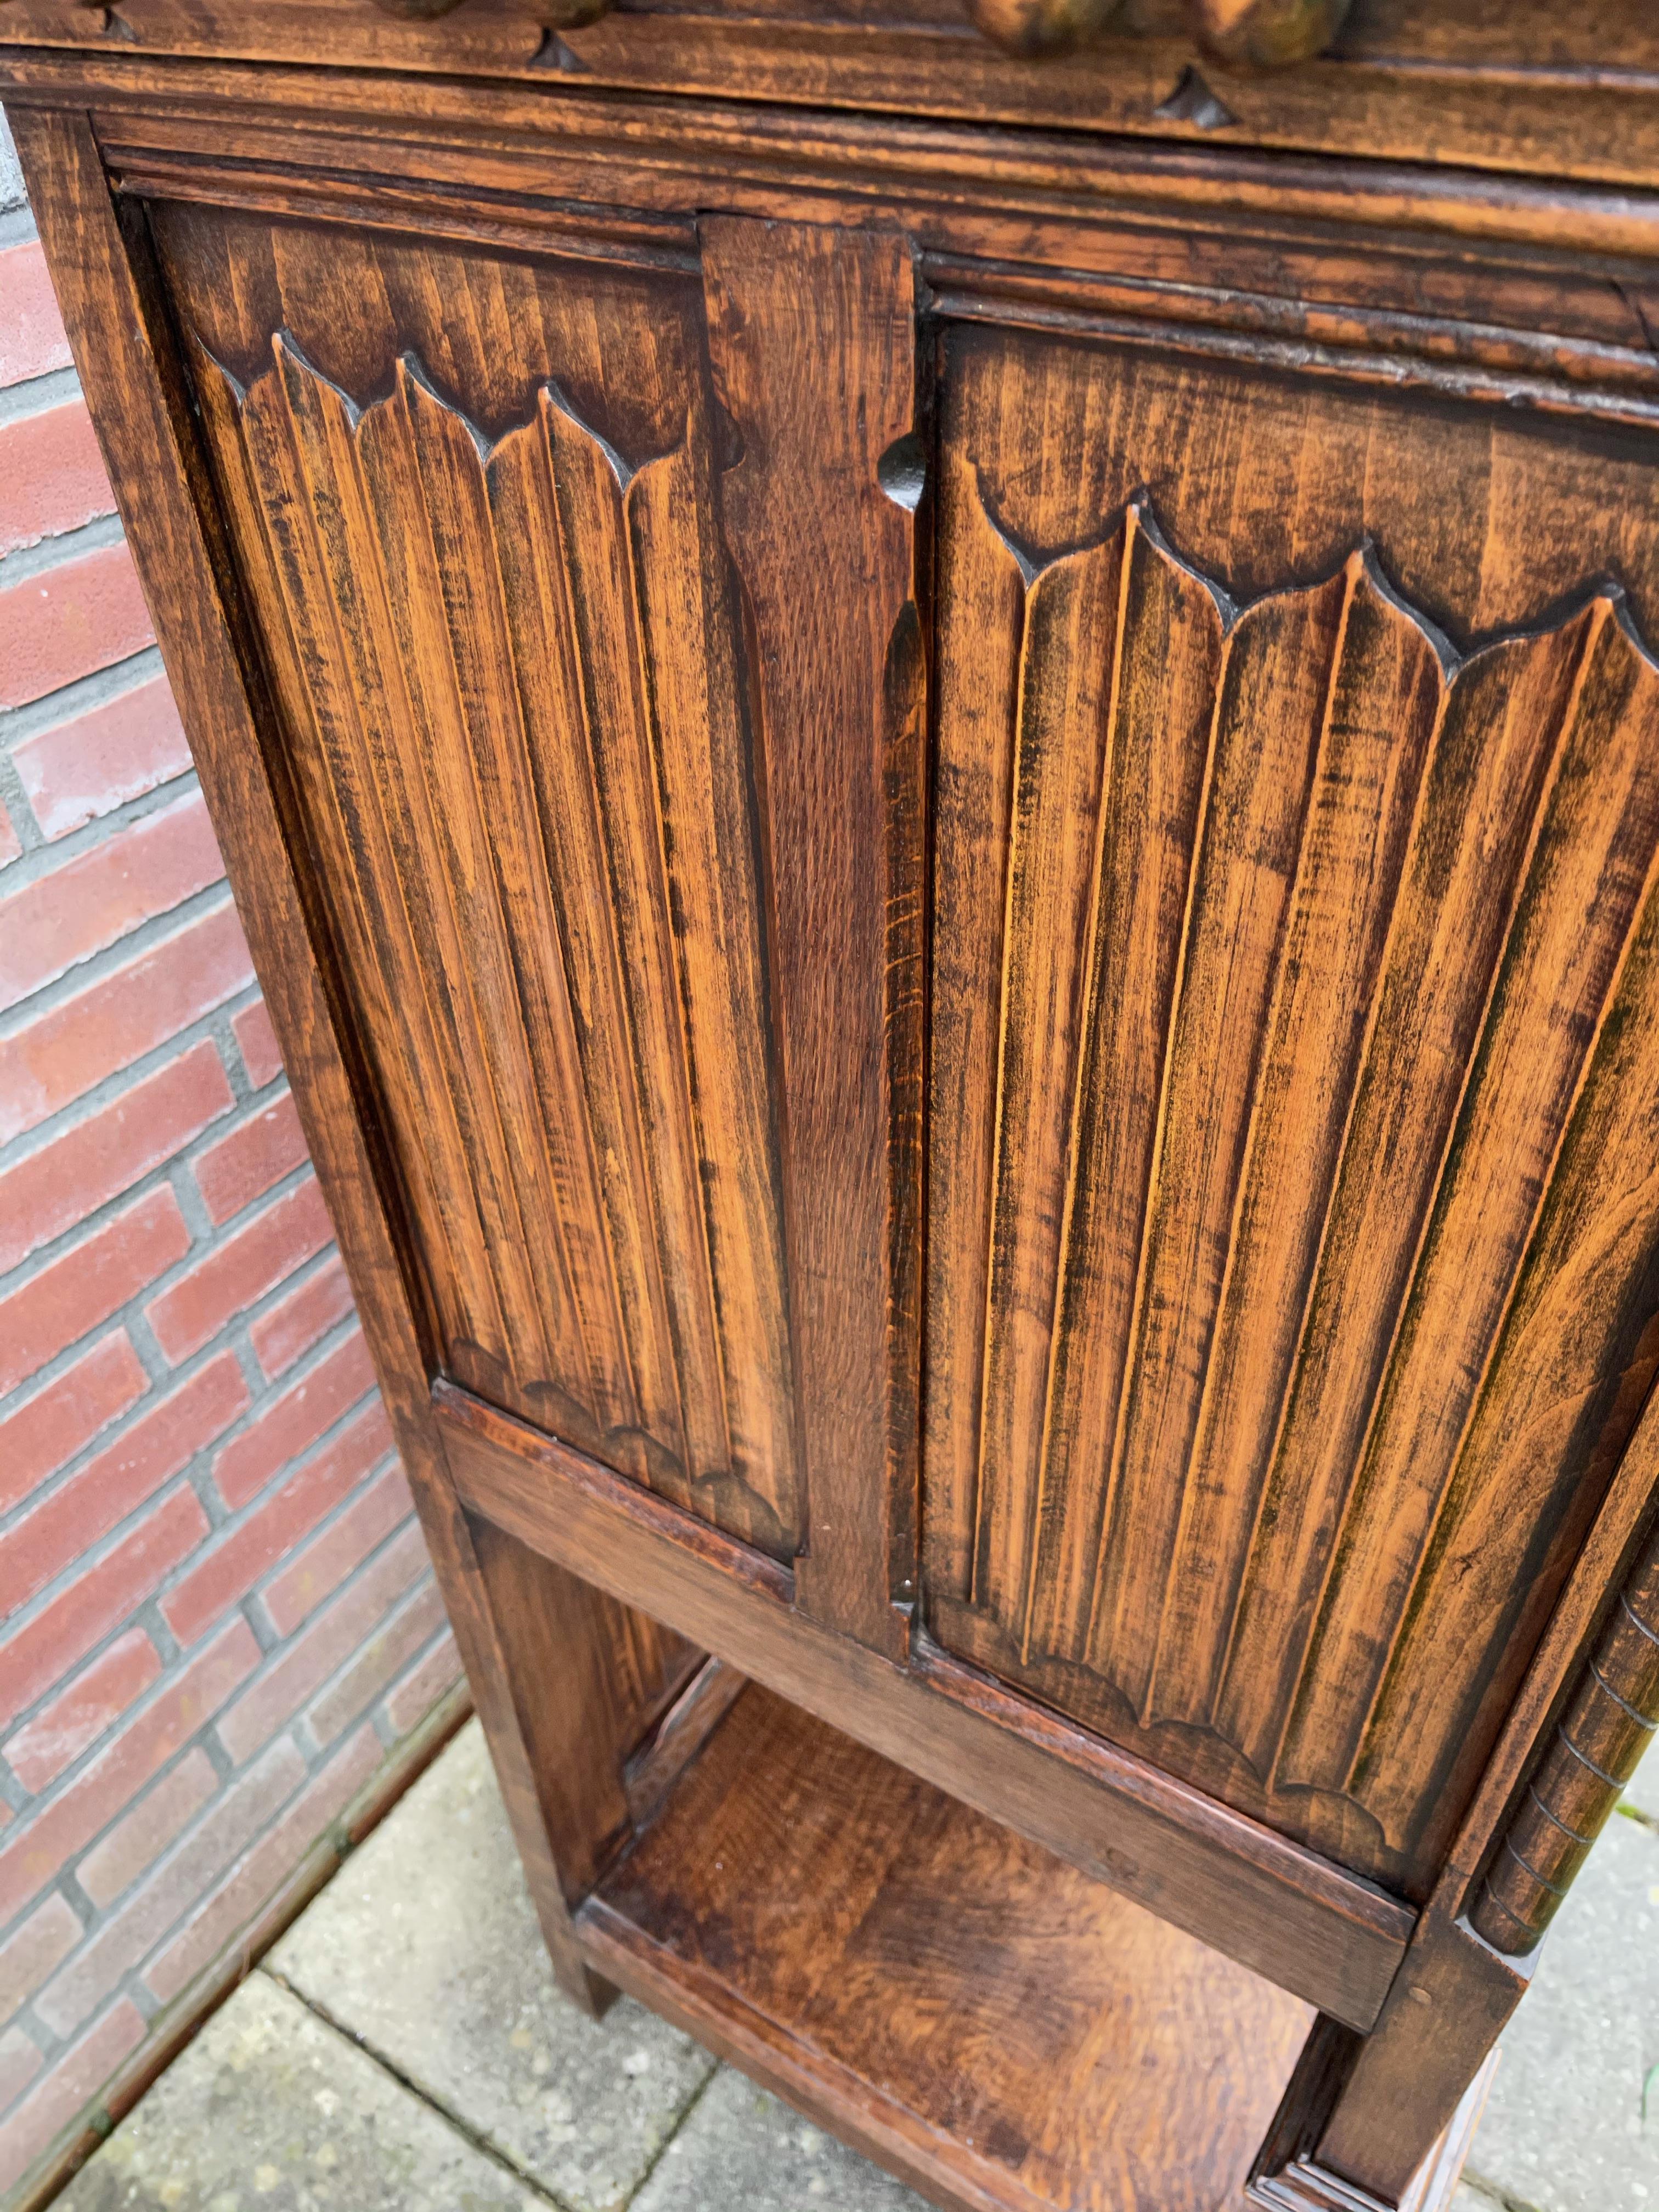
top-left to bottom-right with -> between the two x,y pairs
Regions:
0,125 -> 465,2196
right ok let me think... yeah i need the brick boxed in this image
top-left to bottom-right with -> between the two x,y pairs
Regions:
217,1521 -> 428,1767
382,1627 -> 464,1739
248,1253 -> 355,1380
0,1620 -> 258,1928
212,1326 -> 376,1511
35,1738 -> 306,2040
162,1398 -> 392,1646
145,1726 -> 382,2006
0,541 -> 155,712
0,399 -> 113,558
3,1628 -> 162,1796
0,789 -> 224,1013
0,1491 -> 207,1734
0,1353 -> 247,1616
266,1458 -> 409,1639
0,1999 -> 145,2193
0,896 -> 255,1145
0,1041 -> 233,1275
194,1089 -> 306,1224
12,675 -> 192,843
230,997 -> 283,1089
0,2027 -> 43,2114
75,1746 -> 217,1910
0,1186 -> 189,1398
0,1333 -> 147,1518
0,809 -> 19,868
0,1892 -> 82,2019
308,1571 -> 442,1747
145,1173 -> 334,1365
0,242 -> 72,388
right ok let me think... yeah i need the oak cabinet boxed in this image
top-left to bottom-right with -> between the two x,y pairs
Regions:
9,5 -> 1659,2206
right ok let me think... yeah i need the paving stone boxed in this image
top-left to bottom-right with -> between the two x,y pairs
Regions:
1465,1810 -> 1659,2212
270,1718 -> 715,2212
1621,1735 -> 1659,1826
633,2068 -> 930,2212
56,1971 -> 540,2212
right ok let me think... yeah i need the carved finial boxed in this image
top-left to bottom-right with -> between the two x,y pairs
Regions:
1188,0 -> 1351,66
965,0 -> 1124,59
966,0 -> 1349,64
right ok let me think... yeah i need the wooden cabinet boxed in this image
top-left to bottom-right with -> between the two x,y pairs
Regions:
9,7 -> 1659,2204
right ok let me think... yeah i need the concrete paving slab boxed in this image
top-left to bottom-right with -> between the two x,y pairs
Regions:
1622,1736 -> 1659,1827
633,2068 -> 931,2212
269,1720 -> 716,2212
56,1971 -> 542,2212
1466,1810 -> 1659,2212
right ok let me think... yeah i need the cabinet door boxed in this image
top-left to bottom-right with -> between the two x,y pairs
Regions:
923,318 -> 1659,1897
151,204 -> 925,1653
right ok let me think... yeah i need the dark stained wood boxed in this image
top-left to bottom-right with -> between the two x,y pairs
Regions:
700,216 -> 923,1658
437,1376 -> 1414,2031
583,1683 -> 1315,2212
14,15 -> 1659,2204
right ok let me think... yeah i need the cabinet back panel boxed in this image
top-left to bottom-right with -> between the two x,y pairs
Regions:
153,203 -> 803,1560
924,323 -> 1659,1895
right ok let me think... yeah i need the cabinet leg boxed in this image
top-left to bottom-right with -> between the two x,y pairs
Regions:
1250,1909 -> 1532,2211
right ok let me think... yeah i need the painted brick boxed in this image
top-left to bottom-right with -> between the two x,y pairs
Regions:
0,541 -> 155,712
33,1737 -> 306,2040
0,1999 -> 146,2193
0,2025 -> 43,2113
0,896 -> 255,1146
75,1747 -> 217,1910
145,1173 -> 334,1365
144,1726 -> 382,2006
216,1522 -> 428,1767
0,1186 -> 190,1398
265,1459 -> 409,1639
0,809 -> 20,868
0,1893 -> 82,2020
212,1327 -> 376,1511
0,399 -> 113,558
0,1490 -> 208,1733
193,1089 -> 305,1224
162,1398 -> 392,1647
0,1041 -> 233,1276
248,1254 -> 354,1380
230,998 -> 283,1090
0,1353 -> 247,1615
12,675 -> 191,843
308,1572 -> 442,1747
0,1621 -> 258,1927
382,1627 -> 464,1737
0,789 -> 224,1013
0,242 -> 72,388
3,1629 -> 162,1796
0,1333 -> 146,1519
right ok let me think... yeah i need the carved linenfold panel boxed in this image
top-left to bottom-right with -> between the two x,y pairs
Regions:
185,307 -> 800,1558
924,366 -> 1659,1890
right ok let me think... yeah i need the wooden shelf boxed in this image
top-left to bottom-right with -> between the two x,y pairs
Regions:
577,1684 -> 1315,2212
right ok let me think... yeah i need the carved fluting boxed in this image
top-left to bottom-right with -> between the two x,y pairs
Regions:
924,450 -> 1659,1891
190,333 -> 798,1559
1472,1518 -> 1659,1953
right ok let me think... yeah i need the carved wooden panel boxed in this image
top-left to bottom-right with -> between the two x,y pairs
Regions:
154,210 -> 805,1559
925,325 -> 1659,1894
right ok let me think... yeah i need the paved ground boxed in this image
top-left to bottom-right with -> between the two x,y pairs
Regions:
54,1718 -> 1659,2212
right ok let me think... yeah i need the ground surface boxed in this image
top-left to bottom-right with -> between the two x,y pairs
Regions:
53,1717 -> 1659,2212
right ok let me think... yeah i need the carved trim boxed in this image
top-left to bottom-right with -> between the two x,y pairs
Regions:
1471,1511 -> 1659,1953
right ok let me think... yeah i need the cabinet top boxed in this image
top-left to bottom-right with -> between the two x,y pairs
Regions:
0,0 -> 1656,195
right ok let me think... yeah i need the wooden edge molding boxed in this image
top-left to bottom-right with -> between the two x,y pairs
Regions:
1471,1510 -> 1659,1953
432,1378 -> 1414,2032
5,1679 -> 475,2212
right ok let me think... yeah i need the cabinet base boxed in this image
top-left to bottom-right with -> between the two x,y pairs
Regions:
578,1684 -> 1381,2212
